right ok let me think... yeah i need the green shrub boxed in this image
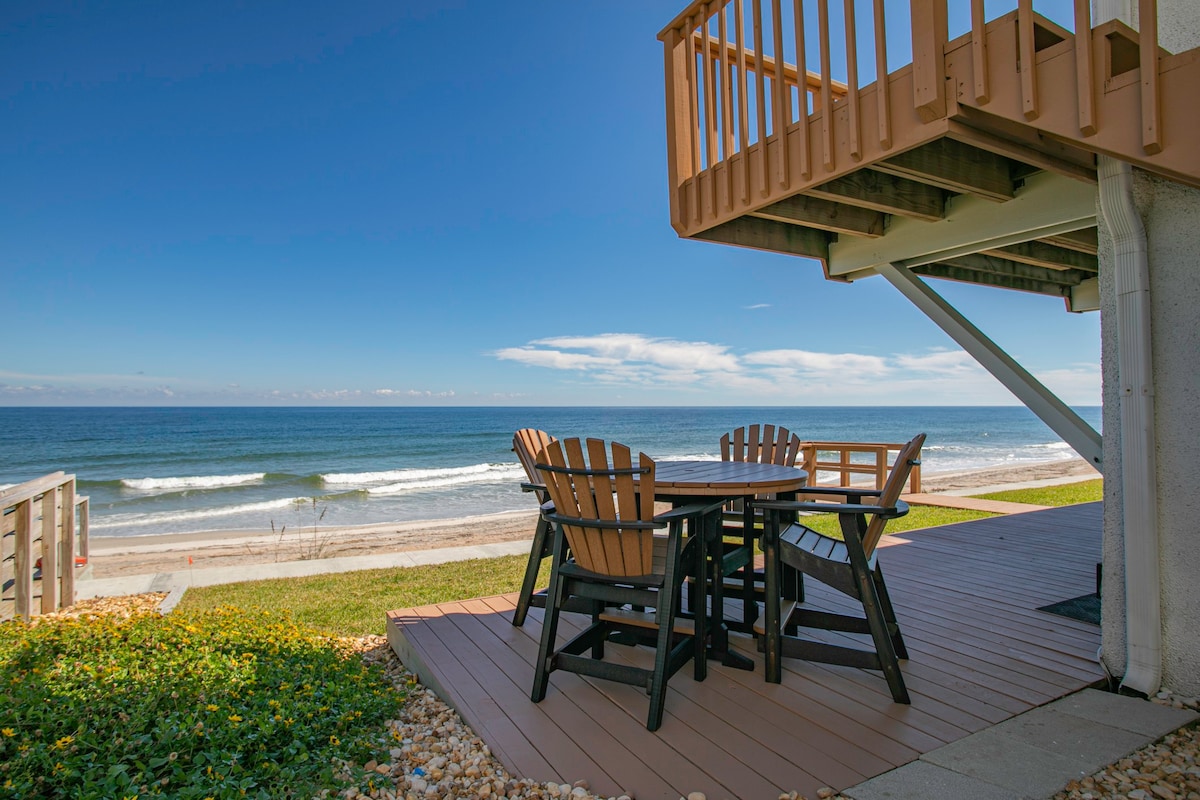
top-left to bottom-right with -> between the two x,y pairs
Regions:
0,607 -> 405,799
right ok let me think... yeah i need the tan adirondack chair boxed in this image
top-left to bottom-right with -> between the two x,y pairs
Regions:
754,433 -> 926,703
706,424 -> 807,627
531,438 -> 720,731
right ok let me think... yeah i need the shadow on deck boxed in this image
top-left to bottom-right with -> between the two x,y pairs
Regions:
386,503 -> 1104,800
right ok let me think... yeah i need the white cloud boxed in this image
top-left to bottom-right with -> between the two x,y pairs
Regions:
493,333 -> 1101,405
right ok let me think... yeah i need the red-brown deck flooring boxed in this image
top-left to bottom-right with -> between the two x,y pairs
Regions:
386,503 -> 1104,800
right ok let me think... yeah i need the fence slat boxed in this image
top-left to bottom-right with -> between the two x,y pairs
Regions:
664,25 -> 691,229
686,14 -> 702,222
702,4 -> 719,172
61,481 -> 76,606
14,500 -> 33,619
40,488 -> 58,614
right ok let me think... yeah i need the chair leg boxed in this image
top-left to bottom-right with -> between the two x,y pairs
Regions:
872,563 -> 908,660
647,540 -> 685,732
513,515 -> 552,627
851,559 -> 910,704
761,512 -> 783,684
531,528 -> 568,703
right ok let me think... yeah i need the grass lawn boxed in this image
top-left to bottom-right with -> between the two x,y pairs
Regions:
179,480 -> 1101,637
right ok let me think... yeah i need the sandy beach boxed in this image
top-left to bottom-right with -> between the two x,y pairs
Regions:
84,457 -> 1101,578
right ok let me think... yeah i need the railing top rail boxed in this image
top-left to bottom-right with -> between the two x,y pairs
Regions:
0,472 -> 75,508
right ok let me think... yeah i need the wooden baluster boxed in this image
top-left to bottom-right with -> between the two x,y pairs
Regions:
686,15 -> 702,222
818,0 -> 834,171
1074,0 -> 1096,135
719,2 -> 735,209
793,0 -> 811,178
971,0 -> 989,104
702,5 -> 719,220
844,0 -> 861,161
910,0 -> 947,122
753,0 -> 769,196
40,487 -> 58,614
1139,0 -> 1161,154
664,25 -> 693,230
772,0 -> 790,189
736,0 -> 751,202
1018,0 -> 1039,119
61,480 -> 76,608
874,0 -> 892,150
14,499 -> 33,619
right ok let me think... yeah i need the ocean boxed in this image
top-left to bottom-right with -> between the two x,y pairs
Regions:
0,406 -> 1100,540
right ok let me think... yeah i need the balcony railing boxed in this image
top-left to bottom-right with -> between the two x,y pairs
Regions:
659,0 -> 1196,242
2,472 -> 90,620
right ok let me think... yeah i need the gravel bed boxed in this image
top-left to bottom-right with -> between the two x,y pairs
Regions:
28,594 -> 1200,800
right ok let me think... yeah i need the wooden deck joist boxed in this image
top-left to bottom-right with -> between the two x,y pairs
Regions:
387,504 -> 1105,800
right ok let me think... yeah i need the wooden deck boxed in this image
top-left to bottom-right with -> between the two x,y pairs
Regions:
386,503 -> 1104,799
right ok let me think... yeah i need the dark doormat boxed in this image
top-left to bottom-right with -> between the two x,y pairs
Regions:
1037,593 -> 1101,625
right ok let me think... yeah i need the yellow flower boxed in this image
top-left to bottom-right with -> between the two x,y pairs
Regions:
228,714 -> 243,723
54,735 -> 75,749
328,735 -> 340,746
205,704 -> 219,712
0,728 -> 14,737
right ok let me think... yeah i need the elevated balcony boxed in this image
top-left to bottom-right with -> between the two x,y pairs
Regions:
659,0 -> 1200,311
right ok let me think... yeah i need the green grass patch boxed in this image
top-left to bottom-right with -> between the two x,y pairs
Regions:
0,607 -> 404,799
178,554 -> 543,637
972,478 -> 1102,507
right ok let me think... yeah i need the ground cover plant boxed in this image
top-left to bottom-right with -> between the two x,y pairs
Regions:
0,606 -> 405,799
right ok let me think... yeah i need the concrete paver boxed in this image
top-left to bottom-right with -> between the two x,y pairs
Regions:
845,689 -> 1199,800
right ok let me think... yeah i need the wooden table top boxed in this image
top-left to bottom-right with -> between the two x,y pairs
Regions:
648,459 -> 808,497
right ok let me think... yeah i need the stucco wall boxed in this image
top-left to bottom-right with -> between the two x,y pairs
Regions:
1099,170 -> 1200,696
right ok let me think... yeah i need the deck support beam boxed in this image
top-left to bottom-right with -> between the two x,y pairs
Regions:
876,263 -> 1103,470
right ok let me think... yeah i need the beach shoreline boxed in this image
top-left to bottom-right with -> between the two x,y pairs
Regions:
84,457 -> 1101,578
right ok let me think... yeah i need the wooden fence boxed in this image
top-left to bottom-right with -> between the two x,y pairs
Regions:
1,472 -> 90,621
799,440 -> 921,493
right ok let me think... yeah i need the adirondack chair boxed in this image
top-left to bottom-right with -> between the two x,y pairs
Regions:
753,433 -> 925,703
701,425 -> 807,626
511,429 -> 565,627
531,438 -> 721,731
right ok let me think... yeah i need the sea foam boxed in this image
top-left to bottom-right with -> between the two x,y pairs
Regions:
90,497 -> 307,530
122,473 -> 266,491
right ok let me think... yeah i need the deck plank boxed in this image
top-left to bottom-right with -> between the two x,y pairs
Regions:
387,503 -> 1105,799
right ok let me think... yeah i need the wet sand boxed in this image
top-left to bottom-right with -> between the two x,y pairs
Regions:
84,458 -> 1101,578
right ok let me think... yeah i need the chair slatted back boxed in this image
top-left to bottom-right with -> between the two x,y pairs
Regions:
720,424 -> 803,466
537,438 -> 657,578
513,429 -> 555,500
861,433 -> 926,555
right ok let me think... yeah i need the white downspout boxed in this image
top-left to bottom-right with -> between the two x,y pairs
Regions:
1095,0 -> 1161,697
1097,154 -> 1160,695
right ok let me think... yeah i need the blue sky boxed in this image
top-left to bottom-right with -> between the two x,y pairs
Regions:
1,1 -> 1099,407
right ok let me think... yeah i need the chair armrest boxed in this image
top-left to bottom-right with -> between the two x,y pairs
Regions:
520,481 -> 546,494
752,498 -> 910,519
546,513 -> 666,531
655,499 -> 726,523
796,485 -> 883,500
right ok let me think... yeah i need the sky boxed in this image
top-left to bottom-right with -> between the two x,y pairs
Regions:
0,1 -> 1100,408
